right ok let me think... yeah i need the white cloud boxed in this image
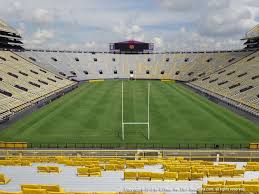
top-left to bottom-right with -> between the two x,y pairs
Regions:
158,0 -> 201,12
32,8 -> 53,24
7,1 -> 22,13
153,37 -> 163,49
113,23 -> 145,41
0,0 -> 258,51
156,0 -> 259,51
34,29 -> 54,40
24,29 -> 55,47
84,41 -> 96,48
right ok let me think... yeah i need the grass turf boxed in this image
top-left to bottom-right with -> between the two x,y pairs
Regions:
0,80 -> 258,146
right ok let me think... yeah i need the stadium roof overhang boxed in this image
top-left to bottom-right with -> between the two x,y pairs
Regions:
115,40 -> 149,44
241,24 -> 259,40
0,19 -> 23,50
0,19 -> 19,35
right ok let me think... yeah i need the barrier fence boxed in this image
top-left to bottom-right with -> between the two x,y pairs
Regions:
1,149 -> 259,162
0,142 -> 252,149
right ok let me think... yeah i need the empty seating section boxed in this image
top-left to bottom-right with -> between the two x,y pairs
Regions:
124,160 -> 244,181
0,51 -> 76,120
20,50 -> 252,81
2,156 -> 246,181
189,50 -> 259,112
1,156 -> 259,193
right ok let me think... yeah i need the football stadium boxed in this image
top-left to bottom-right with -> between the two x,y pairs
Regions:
0,0 -> 259,193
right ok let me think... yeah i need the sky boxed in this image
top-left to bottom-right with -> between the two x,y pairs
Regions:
0,0 -> 259,51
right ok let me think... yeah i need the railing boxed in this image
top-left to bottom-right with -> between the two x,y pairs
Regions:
0,142 -> 250,150
1,148 -> 259,162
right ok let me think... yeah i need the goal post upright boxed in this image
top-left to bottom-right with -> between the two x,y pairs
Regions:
122,81 -> 124,140
147,82 -> 150,140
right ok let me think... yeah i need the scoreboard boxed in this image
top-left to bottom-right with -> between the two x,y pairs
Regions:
110,40 -> 154,53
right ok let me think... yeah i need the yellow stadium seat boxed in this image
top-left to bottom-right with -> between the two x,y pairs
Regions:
223,184 -> 241,189
96,192 -> 118,194
225,180 -> 243,185
48,166 -> 61,173
163,172 -> 177,180
253,165 -> 259,171
177,172 -> 190,180
233,169 -> 244,177
191,173 -> 203,180
124,171 -> 137,180
146,160 -> 161,165
0,191 -> 22,194
221,170 -> 234,177
126,163 -> 144,169
197,168 -> 209,176
179,167 -> 191,172
243,185 -> 259,192
247,162 -> 259,165
23,189 -> 47,194
77,167 -> 89,176
72,192 -> 94,194
21,184 -> 41,190
167,166 -> 179,172
243,180 -> 259,185
245,165 -> 254,171
37,166 -> 61,173
20,161 -> 32,166
202,184 -> 222,189
40,185 -> 64,192
208,169 -> 222,177
37,166 -> 49,173
207,180 -> 225,185
114,164 -> 124,171
191,166 -> 204,173
88,167 -> 101,176
0,174 -> 11,184
105,164 -> 116,171
137,172 -> 151,181
150,172 -> 164,181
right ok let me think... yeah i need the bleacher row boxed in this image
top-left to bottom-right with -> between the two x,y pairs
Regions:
0,180 -> 167,194
4,183 -> 166,194
0,51 -> 76,121
1,181 -> 259,194
20,50 -> 251,81
0,156 -> 255,178
1,157 -> 259,193
189,50 -> 259,113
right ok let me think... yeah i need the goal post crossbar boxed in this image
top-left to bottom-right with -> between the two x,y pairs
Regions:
123,122 -> 149,125
121,81 -> 150,141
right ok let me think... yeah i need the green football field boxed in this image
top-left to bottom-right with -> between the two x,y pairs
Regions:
0,80 -> 258,146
